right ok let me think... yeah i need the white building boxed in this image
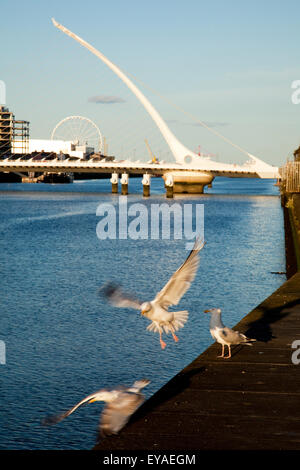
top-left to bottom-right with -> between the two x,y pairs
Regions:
12,139 -> 94,159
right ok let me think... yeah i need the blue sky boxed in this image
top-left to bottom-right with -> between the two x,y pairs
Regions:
1,0 -> 300,165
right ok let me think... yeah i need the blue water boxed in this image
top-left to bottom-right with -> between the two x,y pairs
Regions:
0,177 -> 285,449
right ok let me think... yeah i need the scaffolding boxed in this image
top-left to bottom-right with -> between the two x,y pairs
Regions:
0,106 -> 29,158
0,106 -> 13,158
12,119 -> 29,155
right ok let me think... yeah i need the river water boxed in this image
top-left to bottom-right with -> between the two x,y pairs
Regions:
0,176 -> 285,449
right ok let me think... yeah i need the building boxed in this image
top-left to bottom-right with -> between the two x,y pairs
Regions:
0,106 -> 29,158
0,106 -> 13,157
14,139 -> 94,160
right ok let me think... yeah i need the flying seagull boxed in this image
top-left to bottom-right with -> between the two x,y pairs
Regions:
43,379 -> 150,439
204,308 -> 256,358
101,237 -> 205,349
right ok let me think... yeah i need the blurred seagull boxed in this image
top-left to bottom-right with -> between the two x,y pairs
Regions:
101,237 -> 205,349
43,379 -> 150,439
204,308 -> 256,358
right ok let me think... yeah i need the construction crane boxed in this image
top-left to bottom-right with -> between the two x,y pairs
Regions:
144,138 -> 158,163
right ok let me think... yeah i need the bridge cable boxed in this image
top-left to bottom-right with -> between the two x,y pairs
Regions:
124,69 -> 252,160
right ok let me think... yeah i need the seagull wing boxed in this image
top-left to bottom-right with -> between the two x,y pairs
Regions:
219,327 -> 253,345
127,379 -> 150,393
100,282 -> 142,310
99,392 -> 145,437
154,237 -> 205,309
42,390 -> 103,425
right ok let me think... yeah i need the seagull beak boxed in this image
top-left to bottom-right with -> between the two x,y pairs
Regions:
203,309 -> 211,313
141,310 -> 146,316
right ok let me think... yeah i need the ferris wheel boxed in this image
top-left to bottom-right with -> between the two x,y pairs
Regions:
51,116 -> 103,153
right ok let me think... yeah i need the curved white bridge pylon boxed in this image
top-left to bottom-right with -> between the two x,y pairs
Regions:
52,18 -> 278,179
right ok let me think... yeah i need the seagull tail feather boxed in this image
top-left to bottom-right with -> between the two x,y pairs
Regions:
167,310 -> 189,333
241,335 -> 256,345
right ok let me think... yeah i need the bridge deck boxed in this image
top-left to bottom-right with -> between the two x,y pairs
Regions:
94,272 -> 300,450
0,159 -> 266,178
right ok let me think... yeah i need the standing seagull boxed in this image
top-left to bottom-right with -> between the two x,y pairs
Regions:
204,308 -> 256,358
43,379 -> 150,439
101,238 -> 205,349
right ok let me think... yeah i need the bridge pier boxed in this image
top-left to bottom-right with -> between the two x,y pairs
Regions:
121,173 -> 129,195
110,173 -> 119,193
142,173 -> 150,197
22,171 -> 38,183
164,173 -> 174,198
163,171 -> 214,194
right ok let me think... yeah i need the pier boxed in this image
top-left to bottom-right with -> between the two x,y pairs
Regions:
94,194 -> 300,451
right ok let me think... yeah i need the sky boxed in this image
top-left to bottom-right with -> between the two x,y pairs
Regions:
1,0 -> 300,166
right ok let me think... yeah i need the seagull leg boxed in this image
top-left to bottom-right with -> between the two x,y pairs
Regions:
159,331 -> 167,350
218,344 -> 225,358
171,332 -> 179,343
224,345 -> 232,359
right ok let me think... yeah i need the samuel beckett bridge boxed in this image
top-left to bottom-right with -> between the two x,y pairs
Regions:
0,19 -> 279,196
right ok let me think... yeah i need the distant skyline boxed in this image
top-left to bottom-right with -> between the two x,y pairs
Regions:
1,0 -> 300,166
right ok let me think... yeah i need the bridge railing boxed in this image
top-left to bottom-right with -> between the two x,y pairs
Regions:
280,161 -> 300,193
